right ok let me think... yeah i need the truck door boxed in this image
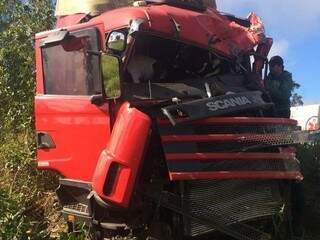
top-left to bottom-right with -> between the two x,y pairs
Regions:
35,27 -> 110,181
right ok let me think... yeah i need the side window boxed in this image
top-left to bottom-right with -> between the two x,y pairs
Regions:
41,28 -> 101,95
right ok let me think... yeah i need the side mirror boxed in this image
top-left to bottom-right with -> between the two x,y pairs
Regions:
101,54 -> 121,99
107,31 -> 126,52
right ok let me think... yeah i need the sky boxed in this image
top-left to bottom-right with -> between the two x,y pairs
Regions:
217,0 -> 320,104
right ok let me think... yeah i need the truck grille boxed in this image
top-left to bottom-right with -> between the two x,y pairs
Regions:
183,179 -> 283,237
157,117 -> 302,181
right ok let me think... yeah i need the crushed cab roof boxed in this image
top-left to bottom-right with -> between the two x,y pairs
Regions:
55,3 -> 265,58
91,4 -> 265,57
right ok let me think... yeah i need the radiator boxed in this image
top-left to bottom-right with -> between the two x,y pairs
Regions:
183,180 -> 283,237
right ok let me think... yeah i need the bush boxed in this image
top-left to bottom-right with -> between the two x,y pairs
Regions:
0,1 -> 74,239
297,141 -> 320,234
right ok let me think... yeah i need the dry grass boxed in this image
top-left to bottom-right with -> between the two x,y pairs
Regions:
0,133 -> 82,239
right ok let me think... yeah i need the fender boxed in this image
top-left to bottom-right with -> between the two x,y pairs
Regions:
92,102 -> 151,208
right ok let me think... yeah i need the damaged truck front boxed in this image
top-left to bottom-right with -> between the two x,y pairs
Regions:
35,1 -> 307,239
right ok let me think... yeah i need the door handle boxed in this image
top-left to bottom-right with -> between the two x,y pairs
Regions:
37,132 -> 56,149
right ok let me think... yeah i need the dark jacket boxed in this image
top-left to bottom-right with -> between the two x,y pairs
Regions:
266,70 -> 294,117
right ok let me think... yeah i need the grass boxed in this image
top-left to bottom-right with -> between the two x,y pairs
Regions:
0,132 -> 88,239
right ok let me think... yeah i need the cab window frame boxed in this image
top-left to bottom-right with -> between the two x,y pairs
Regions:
41,27 -> 101,96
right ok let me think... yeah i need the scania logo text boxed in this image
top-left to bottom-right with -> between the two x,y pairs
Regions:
206,96 -> 252,111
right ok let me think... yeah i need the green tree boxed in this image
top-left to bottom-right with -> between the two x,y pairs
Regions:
0,1 -> 59,239
291,81 -> 304,107
0,0 -> 55,137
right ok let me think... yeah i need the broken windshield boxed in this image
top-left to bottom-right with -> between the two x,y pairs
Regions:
126,33 -> 251,84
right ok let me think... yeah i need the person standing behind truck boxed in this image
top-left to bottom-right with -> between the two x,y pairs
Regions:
266,56 -> 294,118
267,56 -> 305,238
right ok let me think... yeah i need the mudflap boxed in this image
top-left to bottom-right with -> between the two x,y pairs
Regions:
92,102 -> 152,208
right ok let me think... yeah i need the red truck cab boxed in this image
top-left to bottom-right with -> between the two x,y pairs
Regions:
35,1 -> 303,239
